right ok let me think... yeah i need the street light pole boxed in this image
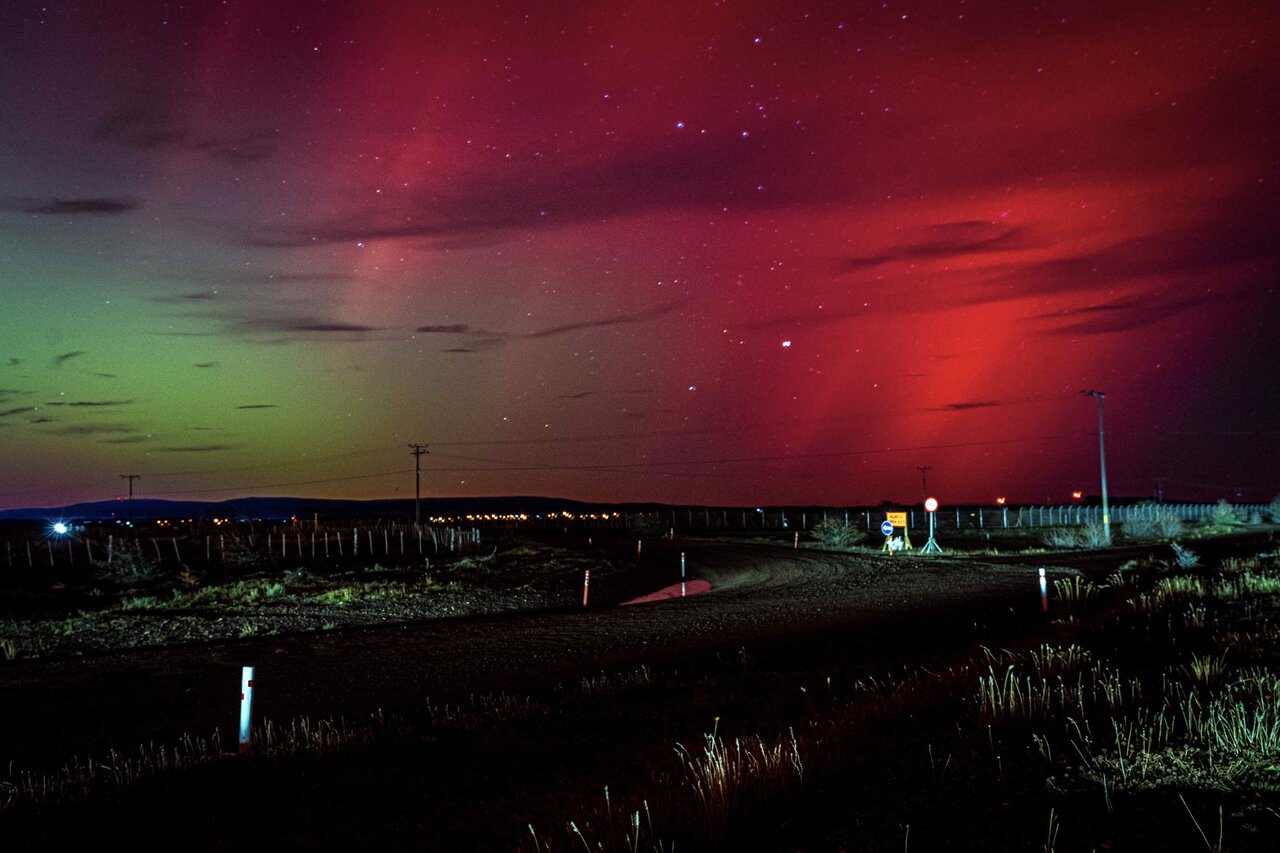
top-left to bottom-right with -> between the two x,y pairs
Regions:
1082,390 -> 1110,543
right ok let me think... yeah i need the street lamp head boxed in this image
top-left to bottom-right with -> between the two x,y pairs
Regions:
1082,389 -> 1105,399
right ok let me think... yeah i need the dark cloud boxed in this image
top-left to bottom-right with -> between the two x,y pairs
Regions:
1,196 -> 139,216
560,387 -> 655,400
150,291 -> 222,304
931,401 -> 1002,411
838,224 -> 1031,271
91,372 -> 118,379
415,324 -> 470,334
172,310 -> 389,342
443,348 -> 476,353
228,317 -> 384,336
6,358 -> 21,366
239,126 -> 834,248
51,351 -> 84,366
1037,292 -> 1222,337
157,444 -> 235,452
44,399 -> 134,407
980,183 -> 1280,308
102,435 -> 150,444
236,404 -> 277,409
95,95 -> 276,165
0,406 -> 37,417
193,361 -> 219,368
454,304 -> 683,352
45,423 -> 137,436
28,416 -> 56,424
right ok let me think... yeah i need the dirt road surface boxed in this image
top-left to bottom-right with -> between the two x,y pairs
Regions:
0,539 -> 1166,769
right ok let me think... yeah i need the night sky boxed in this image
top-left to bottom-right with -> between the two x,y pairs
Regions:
1,1 -> 1277,509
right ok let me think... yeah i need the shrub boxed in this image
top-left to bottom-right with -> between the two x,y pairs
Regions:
1077,521 -> 1110,548
1210,499 -> 1242,528
1123,503 -> 1184,539
1043,527 -> 1080,549
1043,523 -> 1109,549
1170,541 -> 1201,569
1268,495 -> 1280,523
811,519 -> 866,550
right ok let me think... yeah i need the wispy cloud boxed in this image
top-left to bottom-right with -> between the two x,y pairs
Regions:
172,309 -> 389,343
157,444 -> 235,452
0,406 -> 37,417
559,388 -> 655,400
238,126 -> 831,249
415,324 -> 470,334
436,304 -> 682,352
838,223 -> 1031,271
44,399 -> 134,407
930,400 -> 1002,411
95,94 -> 276,165
1,196 -> 139,216
236,404 -> 277,409
1036,292 -> 1223,337
193,361 -> 219,369
6,358 -> 21,367
51,351 -> 84,367
45,423 -> 137,436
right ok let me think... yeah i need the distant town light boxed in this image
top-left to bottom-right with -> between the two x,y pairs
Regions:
1072,490 -> 1084,500
996,496 -> 1007,505
51,522 -> 69,535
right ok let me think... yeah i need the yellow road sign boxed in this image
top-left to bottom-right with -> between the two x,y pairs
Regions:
885,511 -> 907,527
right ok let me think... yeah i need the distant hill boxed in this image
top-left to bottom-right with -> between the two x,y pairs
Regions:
0,495 -> 616,522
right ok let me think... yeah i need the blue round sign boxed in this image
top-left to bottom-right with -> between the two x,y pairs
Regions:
880,520 -> 895,536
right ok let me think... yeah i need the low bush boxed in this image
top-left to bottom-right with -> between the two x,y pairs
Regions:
811,519 -> 866,550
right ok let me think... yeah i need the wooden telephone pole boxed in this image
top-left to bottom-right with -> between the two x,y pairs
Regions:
409,444 -> 429,526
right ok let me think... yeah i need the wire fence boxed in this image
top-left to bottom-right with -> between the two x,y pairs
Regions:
2,502 -> 1270,571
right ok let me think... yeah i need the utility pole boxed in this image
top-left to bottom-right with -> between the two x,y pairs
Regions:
120,474 -> 140,524
1153,477 -> 1167,503
916,466 -> 932,504
408,444 -> 429,526
1082,390 -> 1110,543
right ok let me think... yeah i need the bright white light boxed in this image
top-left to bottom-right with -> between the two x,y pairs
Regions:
781,340 -> 791,347
52,522 -> 68,535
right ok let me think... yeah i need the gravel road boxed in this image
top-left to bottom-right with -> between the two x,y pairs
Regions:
0,539 -> 1140,769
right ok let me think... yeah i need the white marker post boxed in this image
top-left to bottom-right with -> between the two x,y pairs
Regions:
637,539 -> 642,556
238,666 -> 255,755
793,531 -> 799,549
582,570 -> 590,607
1039,568 -> 1049,613
681,551 -> 686,597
